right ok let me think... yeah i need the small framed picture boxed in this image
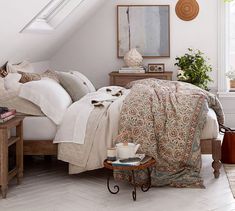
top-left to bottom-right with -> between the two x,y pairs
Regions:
148,63 -> 165,73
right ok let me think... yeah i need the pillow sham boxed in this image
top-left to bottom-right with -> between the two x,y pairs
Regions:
69,71 -> 96,92
7,60 -> 34,73
58,72 -> 94,102
0,90 -> 43,116
4,73 -> 22,91
19,79 -> 72,124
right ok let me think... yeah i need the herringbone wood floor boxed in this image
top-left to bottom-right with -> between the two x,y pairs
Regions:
0,155 -> 234,211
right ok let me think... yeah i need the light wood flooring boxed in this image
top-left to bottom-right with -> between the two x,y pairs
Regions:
0,155 -> 234,211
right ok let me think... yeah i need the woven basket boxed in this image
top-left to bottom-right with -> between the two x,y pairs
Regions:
175,0 -> 199,21
230,80 -> 235,89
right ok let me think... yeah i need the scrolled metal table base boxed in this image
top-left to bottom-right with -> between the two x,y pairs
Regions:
106,167 -> 152,201
107,174 -> 120,194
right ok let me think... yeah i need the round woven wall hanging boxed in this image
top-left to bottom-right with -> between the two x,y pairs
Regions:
175,0 -> 199,21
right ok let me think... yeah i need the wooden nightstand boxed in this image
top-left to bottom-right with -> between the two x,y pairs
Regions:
0,116 -> 24,198
109,71 -> 173,86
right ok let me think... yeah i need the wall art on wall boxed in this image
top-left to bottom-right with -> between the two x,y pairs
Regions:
117,5 -> 170,58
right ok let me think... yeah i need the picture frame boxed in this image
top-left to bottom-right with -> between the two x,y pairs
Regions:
117,5 -> 170,58
148,63 -> 165,73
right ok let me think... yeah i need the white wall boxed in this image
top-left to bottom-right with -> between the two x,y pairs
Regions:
51,0 -> 219,89
0,0 -> 106,65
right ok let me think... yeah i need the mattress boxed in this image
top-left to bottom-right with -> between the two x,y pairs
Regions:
201,108 -> 219,139
11,108 -> 219,141
11,116 -> 57,141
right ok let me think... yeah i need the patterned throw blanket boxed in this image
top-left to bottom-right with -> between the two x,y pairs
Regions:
115,79 -> 224,188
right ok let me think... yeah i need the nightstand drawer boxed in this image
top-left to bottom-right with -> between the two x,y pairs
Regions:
109,71 -> 173,86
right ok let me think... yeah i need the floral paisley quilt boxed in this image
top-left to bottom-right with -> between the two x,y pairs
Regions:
115,79 -> 224,188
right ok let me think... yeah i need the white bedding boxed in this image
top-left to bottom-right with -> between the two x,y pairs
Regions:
19,110 -> 218,142
201,108 -> 219,139
12,116 -> 57,141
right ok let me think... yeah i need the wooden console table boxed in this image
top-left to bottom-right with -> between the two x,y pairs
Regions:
109,71 -> 173,86
0,117 -> 24,198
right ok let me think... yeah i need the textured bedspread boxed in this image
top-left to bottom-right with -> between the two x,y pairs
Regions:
114,79 -> 224,187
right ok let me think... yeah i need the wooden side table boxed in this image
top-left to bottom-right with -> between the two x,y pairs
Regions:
103,158 -> 156,201
109,71 -> 173,86
0,117 -> 24,198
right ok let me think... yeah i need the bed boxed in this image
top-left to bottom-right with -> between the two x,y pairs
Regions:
20,107 -> 222,179
1,64 -> 223,186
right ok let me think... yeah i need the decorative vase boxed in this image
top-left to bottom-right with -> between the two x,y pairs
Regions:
124,48 -> 143,67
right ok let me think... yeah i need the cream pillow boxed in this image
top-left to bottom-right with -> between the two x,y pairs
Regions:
19,79 -> 72,124
69,71 -> 96,92
58,72 -> 95,102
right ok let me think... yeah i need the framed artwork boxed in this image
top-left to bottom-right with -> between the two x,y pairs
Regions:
148,63 -> 165,72
117,5 -> 170,58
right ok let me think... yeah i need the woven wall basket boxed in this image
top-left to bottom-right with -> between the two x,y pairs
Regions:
175,0 -> 199,21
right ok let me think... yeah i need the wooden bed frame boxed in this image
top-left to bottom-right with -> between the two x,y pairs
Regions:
23,138 -> 222,178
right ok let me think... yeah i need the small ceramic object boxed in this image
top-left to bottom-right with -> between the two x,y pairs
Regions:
124,48 -> 143,67
116,143 -> 140,159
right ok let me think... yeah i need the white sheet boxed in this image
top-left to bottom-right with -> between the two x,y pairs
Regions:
201,108 -> 219,139
54,87 -> 126,144
11,116 -> 57,141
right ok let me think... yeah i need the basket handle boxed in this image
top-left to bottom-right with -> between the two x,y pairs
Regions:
219,123 -> 235,133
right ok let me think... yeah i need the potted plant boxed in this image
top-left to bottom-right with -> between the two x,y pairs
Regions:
226,70 -> 235,89
175,48 -> 213,90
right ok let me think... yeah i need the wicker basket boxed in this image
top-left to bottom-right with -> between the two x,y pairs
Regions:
230,80 -> 235,89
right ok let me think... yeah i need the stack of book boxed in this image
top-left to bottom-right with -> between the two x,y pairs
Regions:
0,107 -> 16,123
112,154 -> 152,167
118,67 -> 145,74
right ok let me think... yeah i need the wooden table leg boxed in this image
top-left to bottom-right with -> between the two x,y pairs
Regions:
0,129 -> 8,198
212,139 -> 222,179
16,121 -> 23,185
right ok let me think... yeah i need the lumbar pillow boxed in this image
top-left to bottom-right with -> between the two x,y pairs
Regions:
18,69 -> 59,83
7,60 -> 34,73
58,71 -> 95,102
4,73 -> 22,91
18,71 -> 41,83
19,79 -> 72,124
41,69 -> 59,83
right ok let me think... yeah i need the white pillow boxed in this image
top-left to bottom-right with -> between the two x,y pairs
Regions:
69,71 -> 96,92
19,79 -> 72,125
0,78 -> 5,92
4,73 -> 22,91
7,61 -> 34,73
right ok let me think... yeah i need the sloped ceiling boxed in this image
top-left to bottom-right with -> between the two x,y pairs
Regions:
0,0 -> 106,65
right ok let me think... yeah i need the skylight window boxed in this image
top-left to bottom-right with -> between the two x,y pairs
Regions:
21,0 -> 84,33
37,0 -> 66,20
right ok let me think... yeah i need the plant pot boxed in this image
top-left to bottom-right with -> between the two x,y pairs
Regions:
230,80 -> 235,89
